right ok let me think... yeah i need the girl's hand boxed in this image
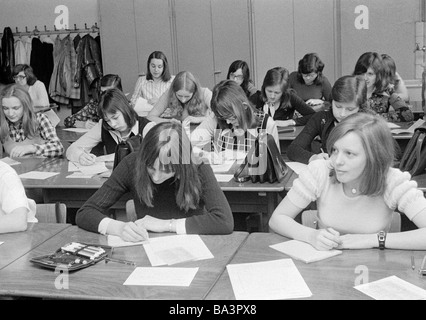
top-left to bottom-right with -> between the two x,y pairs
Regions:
9,145 -> 37,157
79,150 -> 96,166
136,215 -> 172,233
119,221 -> 149,242
309,227 -> 342,251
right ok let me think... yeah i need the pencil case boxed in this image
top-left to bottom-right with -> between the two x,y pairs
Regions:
30,242 -> 111,272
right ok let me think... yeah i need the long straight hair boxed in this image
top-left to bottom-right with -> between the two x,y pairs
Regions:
260,67 -> 294,110
167,71 -> 208,117
0,84 -> 37,142
146,51 -> 171,82
227,60 -> 252,97
326,112 -> 396,196
135,122 -> 202,212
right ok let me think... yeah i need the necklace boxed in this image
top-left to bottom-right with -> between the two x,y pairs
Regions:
351,188 -> 357,194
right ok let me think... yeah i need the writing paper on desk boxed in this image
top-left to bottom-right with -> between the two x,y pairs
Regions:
215,174 -> 233,182
0,157 -> 20,166
18,171 -> 59,180
270,240 -> 342,263
107,234 -> 148,247
61,127 -> 89,133
143,235 -> 213,266
354,275 -> 426,300
123,267 -> 198,286
227,259 -> 312,300
286,162 -> 308,175
71,161 -> 109,175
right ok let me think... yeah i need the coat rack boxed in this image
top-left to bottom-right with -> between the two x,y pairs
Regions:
0,23 -> 99,38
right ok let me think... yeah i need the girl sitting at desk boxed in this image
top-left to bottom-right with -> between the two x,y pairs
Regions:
0,84 -> 64,158
249,67 -> 315,127
66,88 -> 153,166
287,75 -> 368,164
269,112 -> 426,250
0,160 -> 37,234
191,80 -> 279,157
76,121 -> 234,241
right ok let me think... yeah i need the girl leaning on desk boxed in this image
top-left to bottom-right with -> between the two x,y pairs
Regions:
287,75 -> 368,164
65,88 -> 154,166
249,66 -> 315,127
269,112 -> 426,251
76,121 -> 234,242
0,84 -> 63,157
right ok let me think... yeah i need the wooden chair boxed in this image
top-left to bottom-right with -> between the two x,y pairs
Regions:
125,200 -> 137,222
301,210 -> 401,232
36,203 -> 67,223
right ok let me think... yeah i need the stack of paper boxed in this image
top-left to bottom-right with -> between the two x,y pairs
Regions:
270,240 -> 342,263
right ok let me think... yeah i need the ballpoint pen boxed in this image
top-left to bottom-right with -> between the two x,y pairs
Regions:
105,257 -> 136,266
411,255 -> 415,270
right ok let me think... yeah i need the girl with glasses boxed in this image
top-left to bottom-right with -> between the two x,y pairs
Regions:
226,60 -> 257,99
76,121 -> 233,241
0,84 -> 63,157
249,67 -> 315,127
289,53 -> 333,111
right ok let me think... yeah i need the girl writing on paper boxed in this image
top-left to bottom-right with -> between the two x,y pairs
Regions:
76,121 -> 233,241
269,112 -> 426,250
66,88 -> 153,166
0,84 -> 63,157
287,75 -> 368,164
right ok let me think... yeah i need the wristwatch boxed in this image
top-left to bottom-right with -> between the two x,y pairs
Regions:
377,231 -> 386,250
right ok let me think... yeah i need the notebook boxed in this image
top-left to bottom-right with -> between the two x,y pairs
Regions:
270,240 -> 342,263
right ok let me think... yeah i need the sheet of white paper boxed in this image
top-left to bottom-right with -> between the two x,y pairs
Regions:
227,259 -> 312,300
19,171 -> 59,180
123,267 -> 199,286
143,235 -> 214,266
107,235 -> 148,247
134,97 -> 153,116
68,161 -> 80,172
215,174 -> 233,182
0,157 -> 21,166
61,127 -> 89,133
210,160 -> 234,173
74,162 -> 109,175
285,162 -> 308,175
95,154 -> 115,162
270,240 -> 342,263
66,172 -> 95,179
354,275 -> 426,300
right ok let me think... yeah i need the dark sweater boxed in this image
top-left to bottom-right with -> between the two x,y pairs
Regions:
249,90 -> 315,126
287,109 -> 336,164
76,152 -> 234,234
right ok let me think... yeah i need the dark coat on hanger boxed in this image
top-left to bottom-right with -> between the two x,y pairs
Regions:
1,27 -> 14,84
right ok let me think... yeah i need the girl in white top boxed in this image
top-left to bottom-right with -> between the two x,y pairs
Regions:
12,64 -> 60,126
147,71 -> 212,126
130,51 -> 174,109
0,160 -> 37,233
269,112 -> 426,251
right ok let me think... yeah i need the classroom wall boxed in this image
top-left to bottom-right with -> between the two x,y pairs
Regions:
0,0 -> 424,102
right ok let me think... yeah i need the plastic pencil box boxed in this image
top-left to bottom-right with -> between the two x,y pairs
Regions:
30,242 -> 111,272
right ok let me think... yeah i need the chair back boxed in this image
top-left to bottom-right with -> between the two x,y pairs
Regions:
36,203 -> 67,223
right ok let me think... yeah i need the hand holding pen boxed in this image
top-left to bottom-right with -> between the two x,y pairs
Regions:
79,147 -> 97,166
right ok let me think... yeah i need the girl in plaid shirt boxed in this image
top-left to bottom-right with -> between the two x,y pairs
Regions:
0,84 -> 64,158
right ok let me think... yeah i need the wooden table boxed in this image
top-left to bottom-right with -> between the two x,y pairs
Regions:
205,232 -> 426,300
0,223 -> 70,270
0,226 -> 248,300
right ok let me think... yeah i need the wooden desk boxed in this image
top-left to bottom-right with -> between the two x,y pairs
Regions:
205,232 -> 426,300
21,157 -> 296,231
0,223 -> 70,270
0,226 -> 248,300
